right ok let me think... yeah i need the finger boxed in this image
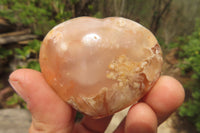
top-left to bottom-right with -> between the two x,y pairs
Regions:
9,69 -> 75,133
142,76 -> 185,124
114,103 -> 157,133
77,115 -> 113,133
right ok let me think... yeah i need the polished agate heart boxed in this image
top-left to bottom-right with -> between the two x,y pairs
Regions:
39,17 -> 163,118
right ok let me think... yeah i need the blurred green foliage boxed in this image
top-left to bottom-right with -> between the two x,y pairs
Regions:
15,39 -> 41,71
15,40 -> 40,60
0,0 -> 73,35
6,93 -> 27,108
75,111 -> 84,122
177,20 -> 200,132
0,47 -> 13,59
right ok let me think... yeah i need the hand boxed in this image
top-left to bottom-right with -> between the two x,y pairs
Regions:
9,69 -> 185,133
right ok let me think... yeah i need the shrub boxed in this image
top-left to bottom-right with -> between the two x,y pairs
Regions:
0,0 -> 72,35
178,20 -> 200,132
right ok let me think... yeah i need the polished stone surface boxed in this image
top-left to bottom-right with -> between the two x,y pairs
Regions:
40,17 -> 163,118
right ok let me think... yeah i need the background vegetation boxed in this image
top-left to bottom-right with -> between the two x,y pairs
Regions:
0,0 -> 200,131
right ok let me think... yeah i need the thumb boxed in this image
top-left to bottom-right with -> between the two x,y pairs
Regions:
9,69 -> 75,133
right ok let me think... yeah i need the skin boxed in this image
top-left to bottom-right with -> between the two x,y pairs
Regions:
9,69 -> 185,133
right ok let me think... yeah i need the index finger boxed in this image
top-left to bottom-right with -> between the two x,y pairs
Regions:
142,76 -> 185,124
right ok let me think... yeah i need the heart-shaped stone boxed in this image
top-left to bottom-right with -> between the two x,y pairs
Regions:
39,17 -> 163,118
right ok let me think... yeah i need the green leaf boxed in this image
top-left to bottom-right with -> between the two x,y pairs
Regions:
6,93 -> 23,105
27,60 -> 40,71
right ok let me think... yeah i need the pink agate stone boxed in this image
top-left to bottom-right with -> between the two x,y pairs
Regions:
39,17 -> 163,118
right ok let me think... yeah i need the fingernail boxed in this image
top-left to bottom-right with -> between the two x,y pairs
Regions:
8,79 -> 29,103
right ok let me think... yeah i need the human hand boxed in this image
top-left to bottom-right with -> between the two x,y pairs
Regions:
9,69 -> 185,133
